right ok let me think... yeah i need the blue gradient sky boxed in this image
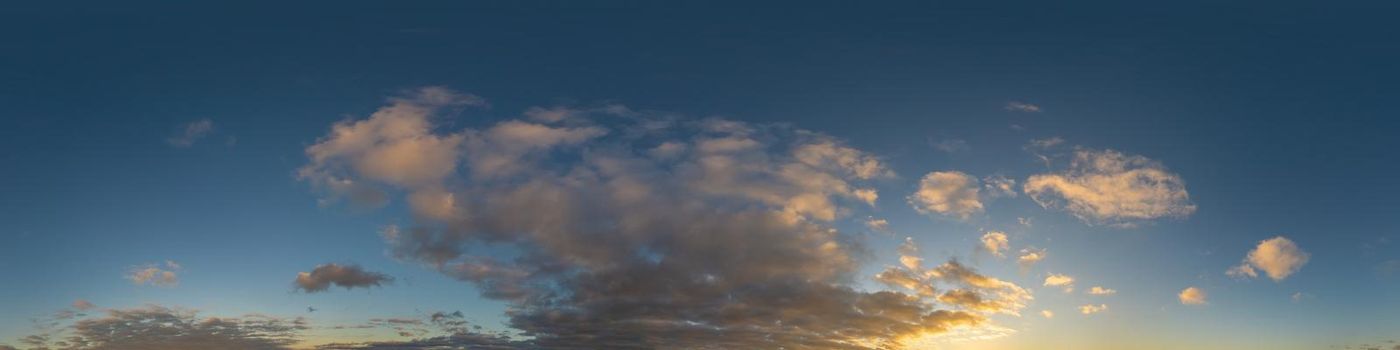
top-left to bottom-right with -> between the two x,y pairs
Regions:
2,2 -> 1398,349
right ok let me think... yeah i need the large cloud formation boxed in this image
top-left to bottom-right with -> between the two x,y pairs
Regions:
12,305 -> 306,350
294,264 -> 393,293
1024,149 -> 1195,227
1227,236 -> 1309,282
300,88 -> 1002,349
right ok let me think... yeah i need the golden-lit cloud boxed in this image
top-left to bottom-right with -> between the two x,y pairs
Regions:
1024,149 -> 1195,227
1079,304 -> 1108,315
1044,273 -> 1075,293
1228,236 -> 1310,282
866,217 -> 891,233
1179,286 -> 1208,305
300,89 -> 999,348
909,171 -> 984,219
1017,247 -> 1046,269
1040,310 -> 1054,318
1087,286 -> 1117,295
981,231 -> 1010,257
126,261 -> 181,287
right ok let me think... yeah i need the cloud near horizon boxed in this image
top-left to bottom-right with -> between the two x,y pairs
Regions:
298,87 -> 1002,349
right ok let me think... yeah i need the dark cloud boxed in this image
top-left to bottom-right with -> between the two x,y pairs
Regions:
300,88 -> 997,348
13,305 -> 306,350
294,264 -> 393,293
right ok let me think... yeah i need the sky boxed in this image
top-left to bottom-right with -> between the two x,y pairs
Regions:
2,2 -> 1399,349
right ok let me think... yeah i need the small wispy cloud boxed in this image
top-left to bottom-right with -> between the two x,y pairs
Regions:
166,119 -> 215,148
1005,101 -> 1042,113
126,261 -> 181,287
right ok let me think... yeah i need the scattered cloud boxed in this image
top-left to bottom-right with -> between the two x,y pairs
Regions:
1079,304 -> 1107,315
909,171 -> 984,219
1179,286 -> 1207,305
14,304 -> 307,350
932,138 -> 970,153
72,299 -> 95,311
1228,236 -> 1310,282
865,217 -> 891,233
1291,292 -> 1313,303
982,175 -> 1017,198
1005,101 -> 1042,113
1024,148 -> 1196,227
1040,310 -> 1054,318
167,119 -> 215,148
126,261 -> 181,287
981,231 -> 1009,257
1043,273 -> 1075,293
299,88 -> 1002,348
1087,286 -> 1117,295
1017,248 -> 1046,269
294,264 -> 393,293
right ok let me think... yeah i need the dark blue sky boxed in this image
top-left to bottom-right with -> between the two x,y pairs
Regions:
2,2 -> 1398,349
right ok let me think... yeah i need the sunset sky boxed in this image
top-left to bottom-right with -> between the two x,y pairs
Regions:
2,2 -> 1399,350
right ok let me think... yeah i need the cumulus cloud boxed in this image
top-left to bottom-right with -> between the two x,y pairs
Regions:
294,264 -> 393,293
1179,287 -> 1207,305
1017,248 -> 1046,269
14,304 -> 307,350
167,119 -> 215,148
1086,286 -> 1117,295
300,88 -> 1007,349
1227,236 -> 1309,282
1043,273 -> 1074,293
1005,101 -> 1042,113
126,261 -> 180,287
981,231 -> 1009,257
909,171 -> 984,219
1024,149 -> 1195,227
1078,304 -> 1107,315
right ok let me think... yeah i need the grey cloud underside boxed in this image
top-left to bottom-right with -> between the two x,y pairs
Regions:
294,263 -> 393,293
12,305 -> 306,350
301,88 -> 988,348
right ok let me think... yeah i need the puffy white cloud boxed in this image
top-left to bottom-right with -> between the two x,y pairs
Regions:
126,261 -> 180,287
909,171 -> 984,219
1178,286 -> 1207,305
1024,149 -> 1195,226
294,264 -> 393,293
1079,304 -> 1108,315
166,119 -> 214,148
981,231 -> 1009,257
1043,273 -> 1074,293
1087,286 -> 1116,295
1228,236 -> 1310,282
